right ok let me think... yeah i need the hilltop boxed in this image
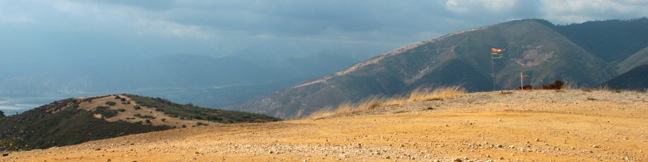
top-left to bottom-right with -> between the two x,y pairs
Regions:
0,94 -> 278,151
3,89 -> 647,161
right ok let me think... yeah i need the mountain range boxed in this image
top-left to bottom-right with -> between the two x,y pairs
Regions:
232,18 -> 648,118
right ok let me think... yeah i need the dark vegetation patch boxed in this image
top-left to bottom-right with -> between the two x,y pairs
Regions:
95,106 -> 119,118
517,80 -> 565,90
0,100 -> 169,151
105,101 -> 117,106
542,80 -> 565,90
134,114 -> 155,119
125,94 -> 280,123
196,122 -> 208,127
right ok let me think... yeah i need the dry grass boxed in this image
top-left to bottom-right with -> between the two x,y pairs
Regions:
308,97 -> 391,119
407,86 -> 465,102
309,86 -> 465,119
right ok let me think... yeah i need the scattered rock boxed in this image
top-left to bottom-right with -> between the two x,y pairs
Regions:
592,145 -> 600,148
2,153 -> 9,157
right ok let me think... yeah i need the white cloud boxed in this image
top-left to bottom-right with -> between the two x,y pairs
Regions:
540,0 -> 648,23
445,0 -> 519,13
135,19 -> 211,39
17,0 -> 213,39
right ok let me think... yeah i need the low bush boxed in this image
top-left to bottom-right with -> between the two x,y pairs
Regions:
95,106 -> 119,118
542,80 -> 565,90
105,101 -> 117,106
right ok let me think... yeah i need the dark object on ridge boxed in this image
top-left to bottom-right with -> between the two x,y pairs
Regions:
542,80 -> 565,90
519,85 -> 533,90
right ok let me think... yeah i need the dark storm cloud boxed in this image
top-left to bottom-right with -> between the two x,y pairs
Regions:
0,0 -> 646,59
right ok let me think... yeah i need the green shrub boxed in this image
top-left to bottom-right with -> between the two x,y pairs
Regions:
105,101 -> 117,106
95,106 -> 119,118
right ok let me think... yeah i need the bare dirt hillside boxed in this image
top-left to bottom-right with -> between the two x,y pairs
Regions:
2,90 -> 648,161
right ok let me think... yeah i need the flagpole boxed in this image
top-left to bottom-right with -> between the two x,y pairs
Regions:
489,48 -> 503,91
520,71 -> 524,90
491,56 -> 496,91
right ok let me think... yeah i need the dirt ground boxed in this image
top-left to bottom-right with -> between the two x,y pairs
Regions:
2,90 -> 647,162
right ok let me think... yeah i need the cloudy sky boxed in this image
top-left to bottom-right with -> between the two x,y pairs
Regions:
1,0 -> 647,60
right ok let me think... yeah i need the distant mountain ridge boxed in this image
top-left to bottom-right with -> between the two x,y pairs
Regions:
554,18 -> 648,63
234,18 -> 648,118
617,47 -> 648,74
604,65 -> 648,90
0,94 -> 278,151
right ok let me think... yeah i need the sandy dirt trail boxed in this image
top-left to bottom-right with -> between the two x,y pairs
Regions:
2,90 -> 647,162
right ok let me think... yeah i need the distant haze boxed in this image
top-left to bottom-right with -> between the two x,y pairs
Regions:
1,0 -> 647,113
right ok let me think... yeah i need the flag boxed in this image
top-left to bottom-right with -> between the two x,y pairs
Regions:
490,48 -> 504,58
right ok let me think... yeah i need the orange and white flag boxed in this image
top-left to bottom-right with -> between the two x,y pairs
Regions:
490,48 -> 504,58
490,48 -> 503,54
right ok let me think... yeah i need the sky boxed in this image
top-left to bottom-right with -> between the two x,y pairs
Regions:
1,0 -> 647,61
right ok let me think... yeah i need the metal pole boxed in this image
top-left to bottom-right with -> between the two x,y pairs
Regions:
520,72 -> 524,90
491,57 -> 496,91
